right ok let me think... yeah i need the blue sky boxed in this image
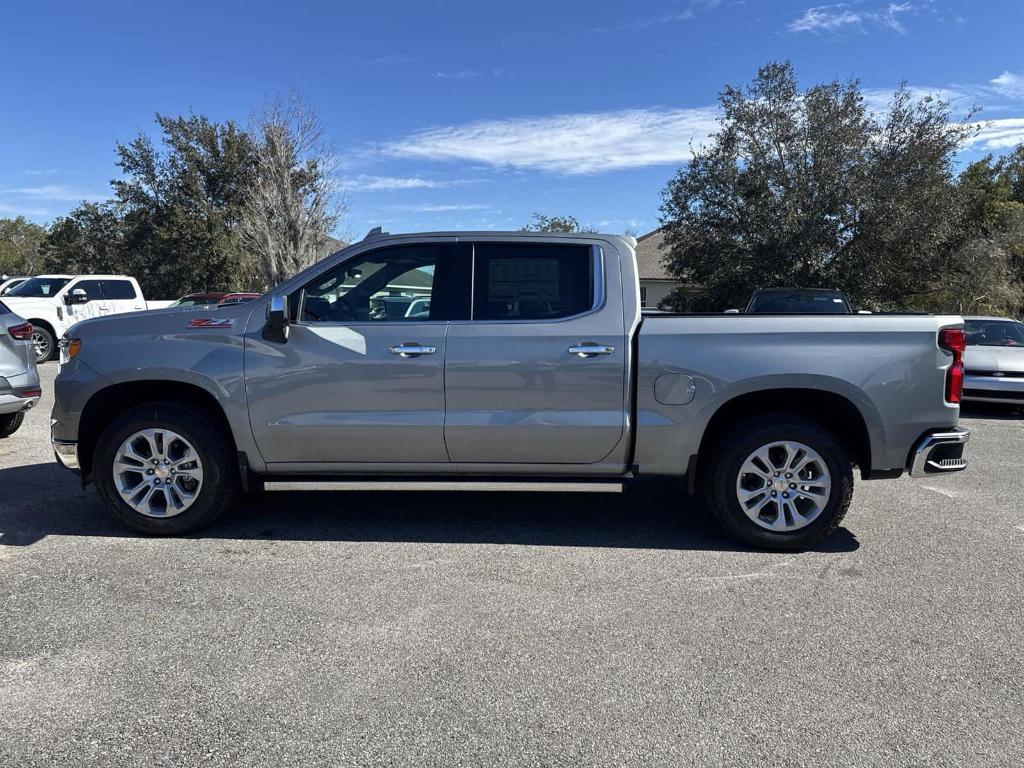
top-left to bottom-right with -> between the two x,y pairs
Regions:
1,0 -> 1023,239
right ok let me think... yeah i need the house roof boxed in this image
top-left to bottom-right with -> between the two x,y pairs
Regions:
634,227 -> 675,281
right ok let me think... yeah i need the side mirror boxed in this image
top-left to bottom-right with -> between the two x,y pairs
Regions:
65,288 -> 89,305
262,294 -> 290,343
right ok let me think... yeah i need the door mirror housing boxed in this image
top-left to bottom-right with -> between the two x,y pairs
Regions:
263,294 -> 290,343
65,288 -> 89,305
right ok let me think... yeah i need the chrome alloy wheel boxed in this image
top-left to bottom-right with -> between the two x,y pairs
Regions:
735,440 -> 832,532
113,429 -> 204,518
32,331 -> 51,362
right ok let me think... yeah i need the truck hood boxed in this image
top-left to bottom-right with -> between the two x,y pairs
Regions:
1,297 -> 55,316
67,301 -> 259,339
964,345 -> 1024,372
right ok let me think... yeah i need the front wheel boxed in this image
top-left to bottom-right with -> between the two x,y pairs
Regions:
704,414 -> 854,551
32,326 -> 55,363
93,403 -> 238,534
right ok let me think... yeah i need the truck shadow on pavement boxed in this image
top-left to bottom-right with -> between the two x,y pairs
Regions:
0,461 -> 859,553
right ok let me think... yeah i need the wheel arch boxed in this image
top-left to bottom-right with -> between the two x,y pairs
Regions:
694,387 -> 873,486
78,380 -> 238,479
25,318 -> 57,359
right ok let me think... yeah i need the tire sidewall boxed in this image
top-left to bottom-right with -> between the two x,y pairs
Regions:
94,404 -> 236,534
708,416 -> 853,551
0,411 -> 25,438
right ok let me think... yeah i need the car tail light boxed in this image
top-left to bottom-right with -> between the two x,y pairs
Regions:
939,328 -> 966,404
9,321 -> 33,340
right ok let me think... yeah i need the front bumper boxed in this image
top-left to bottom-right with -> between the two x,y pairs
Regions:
53,439 -> 80,472
908,428 -> 970,477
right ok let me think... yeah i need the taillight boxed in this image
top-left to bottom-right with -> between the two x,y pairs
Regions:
939,327 -> 966,404
9,321 -> 33,340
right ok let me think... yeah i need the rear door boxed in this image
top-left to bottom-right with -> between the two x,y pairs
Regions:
443,240 -> 628,465
101,279 -> 145,313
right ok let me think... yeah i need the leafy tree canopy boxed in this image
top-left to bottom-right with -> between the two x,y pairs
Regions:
660,61 -> 978,312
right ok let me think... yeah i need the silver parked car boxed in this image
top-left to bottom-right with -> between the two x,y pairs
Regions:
963,316 -> 1024,406
0,300 -> 42,437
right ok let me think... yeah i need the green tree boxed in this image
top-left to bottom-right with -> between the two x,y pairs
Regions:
934,148 -> 1024,315
43,114 -> 258,298
0,216 -> 48,276
523,213 -> 597,233
660,61 -> 977,311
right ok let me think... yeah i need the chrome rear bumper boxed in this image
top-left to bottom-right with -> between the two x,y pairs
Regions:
908,428 -> 970,477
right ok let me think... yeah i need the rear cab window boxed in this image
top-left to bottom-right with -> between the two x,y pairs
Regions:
102,280 -> 138,300
471,242 -> 594,321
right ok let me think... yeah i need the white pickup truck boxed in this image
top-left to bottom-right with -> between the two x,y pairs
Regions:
2,274 -> 169,363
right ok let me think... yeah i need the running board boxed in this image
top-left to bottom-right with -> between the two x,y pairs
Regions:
263,480 -> 624,494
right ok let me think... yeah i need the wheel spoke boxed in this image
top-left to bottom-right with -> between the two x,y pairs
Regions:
736,439 -> 832,533
113,428 -> 203,519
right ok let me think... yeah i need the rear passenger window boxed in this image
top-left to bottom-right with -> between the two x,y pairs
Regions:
472,243 -> 593,321
103,280 -> 137,299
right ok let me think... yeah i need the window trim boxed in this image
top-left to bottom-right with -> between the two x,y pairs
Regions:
456,243 -> 605,326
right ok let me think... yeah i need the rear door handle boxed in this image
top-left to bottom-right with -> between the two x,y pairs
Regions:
389,343 -> 437,357
568,344 -> 615,358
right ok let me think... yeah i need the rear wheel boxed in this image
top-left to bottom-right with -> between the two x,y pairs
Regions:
0,411 -> 25,438
32,326 -> 55,363
93,402 -> 238,534
704,414 -> 853,551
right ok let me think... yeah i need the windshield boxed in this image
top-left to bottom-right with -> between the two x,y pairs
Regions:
6,276 -> 70,298
747,291 -> 849,314
964,319 -> 1024,347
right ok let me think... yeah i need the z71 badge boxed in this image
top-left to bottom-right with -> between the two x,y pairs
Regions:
187,318 -> 236,329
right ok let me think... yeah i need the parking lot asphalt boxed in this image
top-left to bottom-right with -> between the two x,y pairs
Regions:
1,364 -> 1022,767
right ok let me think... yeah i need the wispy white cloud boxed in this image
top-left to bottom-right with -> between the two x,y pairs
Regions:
990,71 -> 1024,100
0,184 -> 106,202
0,201 -> 51,217
591,0 -> 721,33
861,85 -> 972,115
362,54 -> 412,66
381,107 -> 719,174
432,70 -> 484,80
789,3 -> 913,34
965,118 -> 1024,150
386,203 -> 492,212
341,175 -> 482,192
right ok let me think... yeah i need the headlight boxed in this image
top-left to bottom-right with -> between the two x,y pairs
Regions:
58,336 -> 81,366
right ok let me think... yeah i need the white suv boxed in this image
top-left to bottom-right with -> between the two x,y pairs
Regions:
3,275 -> 148,362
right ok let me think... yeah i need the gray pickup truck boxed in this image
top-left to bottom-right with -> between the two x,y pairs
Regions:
51,231 -> 970,550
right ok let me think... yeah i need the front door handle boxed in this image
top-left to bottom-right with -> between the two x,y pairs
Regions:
569,344 -> 615,358
389,343 -> 437,357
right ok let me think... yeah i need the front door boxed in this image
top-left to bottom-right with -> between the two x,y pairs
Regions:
245,241 -> 464,466
443,240 -> 628,465
63,279 -> 111,323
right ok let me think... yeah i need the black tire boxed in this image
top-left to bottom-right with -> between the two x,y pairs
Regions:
93,402 -> 238,535
704,413 -> 854,551
0,411 -> 25,438
32,326 -> 55,364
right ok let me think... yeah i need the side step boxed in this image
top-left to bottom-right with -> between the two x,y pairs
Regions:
263,480 -> 624,494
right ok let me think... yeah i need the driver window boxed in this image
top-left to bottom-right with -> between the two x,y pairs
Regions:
70,280 -> 104,302
300,245 -> 440,323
